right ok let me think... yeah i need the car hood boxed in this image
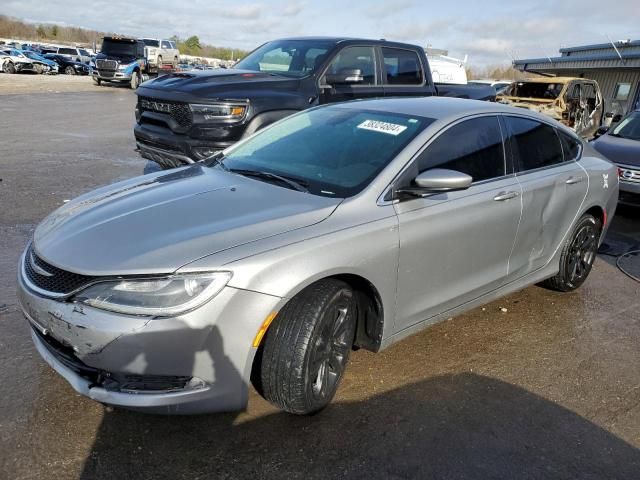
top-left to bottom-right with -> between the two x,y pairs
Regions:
33,165 -> 341,276
591,133 -> 640,167
138,69 -> 301,100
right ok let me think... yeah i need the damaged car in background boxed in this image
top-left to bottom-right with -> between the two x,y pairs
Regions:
1,48 -> 36,74
497,77 -> 603,139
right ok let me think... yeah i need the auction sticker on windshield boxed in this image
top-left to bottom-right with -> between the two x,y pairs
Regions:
357,120 -> 408,136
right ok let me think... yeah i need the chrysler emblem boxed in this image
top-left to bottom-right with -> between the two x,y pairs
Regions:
29,252 -> 54,277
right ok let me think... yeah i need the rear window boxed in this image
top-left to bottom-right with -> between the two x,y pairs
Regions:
506,116 -> 564,172
143,39 -> 160,47
558,130 -> 582,161
382,48 -> 423,85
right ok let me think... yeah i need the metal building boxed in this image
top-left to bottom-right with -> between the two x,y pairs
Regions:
513,40 -> 640,124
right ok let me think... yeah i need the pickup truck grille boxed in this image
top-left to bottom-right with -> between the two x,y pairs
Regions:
23,245 -> 97,296
96,59 -> 117,70
138,96 -> 193,129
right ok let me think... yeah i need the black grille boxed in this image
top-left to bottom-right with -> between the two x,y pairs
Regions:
23,245 -> 97,295
138,96 -> 193,129
96,59 -> 117,70
33,327 -> 101,382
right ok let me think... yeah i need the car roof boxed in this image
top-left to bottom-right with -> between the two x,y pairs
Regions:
271,36 -> 421,49
334,96 -> 576,130
513,76 -> 584,84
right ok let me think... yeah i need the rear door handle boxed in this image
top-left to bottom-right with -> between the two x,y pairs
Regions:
493,191 -> 520,201
565,176 -> 584,185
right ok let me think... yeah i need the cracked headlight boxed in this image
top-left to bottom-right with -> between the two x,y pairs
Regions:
190,102 -> 248,124
74,272 -> 232,316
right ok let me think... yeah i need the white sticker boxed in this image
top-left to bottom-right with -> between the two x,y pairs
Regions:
357,120 -> 408,136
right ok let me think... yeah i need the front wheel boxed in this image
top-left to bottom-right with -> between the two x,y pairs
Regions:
541,213 -> 601,291
256,279 -> 356,414
65,65 -> 75,75
130,71 -> 141,89
157,55 -> 162,67
93,77 -> 101,86
4,61 -> 16,74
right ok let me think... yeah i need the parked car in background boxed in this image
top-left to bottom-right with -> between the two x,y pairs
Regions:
43,53 -> 90,75
21,50 -> 58,74
497,77 -> 603,139
469,79 -> 512,94
142,38 -> 180,69
0,48 -> 36,74
18,97 -> 617,416
592,109 -> 640,206
135,36 -> 496,169
56,46 -> 91,64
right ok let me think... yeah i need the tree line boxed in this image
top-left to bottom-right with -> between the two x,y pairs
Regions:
0,15 -> 247,60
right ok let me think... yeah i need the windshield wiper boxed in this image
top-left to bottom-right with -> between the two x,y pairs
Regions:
203,151 -> 228,170
229,168 -> 309,192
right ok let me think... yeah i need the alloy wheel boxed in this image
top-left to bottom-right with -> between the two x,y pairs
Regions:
567,223 -> 598,285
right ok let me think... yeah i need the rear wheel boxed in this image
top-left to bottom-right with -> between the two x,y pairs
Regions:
157,55 -> 162,67
542,213 -> 601,291
64,65 -> 75,75
34,63 -> 43,74
256,279 -> 356,414
173,56 -> 178,68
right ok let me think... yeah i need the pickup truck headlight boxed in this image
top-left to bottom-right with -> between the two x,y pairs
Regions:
73,272 -> 232,316
190,102 -> 248,123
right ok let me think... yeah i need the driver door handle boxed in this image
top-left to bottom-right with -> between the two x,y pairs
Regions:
493,191 -> 520,202
565,176 -> 584,185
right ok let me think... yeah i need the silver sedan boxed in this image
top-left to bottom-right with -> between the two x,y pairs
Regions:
17,97 -> 619,415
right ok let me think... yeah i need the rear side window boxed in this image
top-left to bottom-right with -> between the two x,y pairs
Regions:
558,130 -> 581,161
505,116 -> 564,172
382,48 -> 423,85
58,48 -> 76,55
326,46 -> 377,85
418,116 -> 505,182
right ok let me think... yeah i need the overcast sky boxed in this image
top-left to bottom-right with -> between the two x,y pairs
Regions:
6,0 -> 640,67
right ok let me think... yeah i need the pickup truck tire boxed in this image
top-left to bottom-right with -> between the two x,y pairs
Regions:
157,55 -> 162,67
64,66 -> 75,75
173,57 -> 178,68
93,77 -> 101,86
541,214 -> 601,292
256,279 -> 356,415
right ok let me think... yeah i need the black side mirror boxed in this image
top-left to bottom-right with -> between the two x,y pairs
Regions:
594,125 -> 609,138
612,114 -> 622,123
324,68 -> 363,85
395,169 -> 473,199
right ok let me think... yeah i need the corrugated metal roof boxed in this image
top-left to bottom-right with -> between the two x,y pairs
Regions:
559,40 -> 640,54
514,52 -> 640,66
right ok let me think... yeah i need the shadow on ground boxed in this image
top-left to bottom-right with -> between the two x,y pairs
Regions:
80,373 -> 639,480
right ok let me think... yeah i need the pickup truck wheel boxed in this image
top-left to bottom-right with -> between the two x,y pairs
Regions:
130,71 -> 141,89
64,66 -> 75,75
541,214 -> 601,292
157,55 -> 162,67
173,57 -> 178,68
257,279 -> 356,415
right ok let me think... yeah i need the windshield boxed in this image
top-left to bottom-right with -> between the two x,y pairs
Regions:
233,39 -> 333,77
101,40 -> 136,56
611,112 -> 640,141
504,82 -> 564,100
217,106 -> 432,197
143,39 -> 159,47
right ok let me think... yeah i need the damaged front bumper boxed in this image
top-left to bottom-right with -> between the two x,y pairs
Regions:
17,261 -> 283,414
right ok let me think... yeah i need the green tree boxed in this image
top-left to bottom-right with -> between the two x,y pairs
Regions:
50,24 -> 58,37
184,35 -> 201,53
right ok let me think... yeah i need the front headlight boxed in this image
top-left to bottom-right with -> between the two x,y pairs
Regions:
190,102 -> 248,124
117,64 -> 128,71
73,272 -> 232,316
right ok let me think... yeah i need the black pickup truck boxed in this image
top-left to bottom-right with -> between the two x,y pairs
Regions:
134,37 -> 495,169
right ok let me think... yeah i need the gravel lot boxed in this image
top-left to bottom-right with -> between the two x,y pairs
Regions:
1,74 -> 639,480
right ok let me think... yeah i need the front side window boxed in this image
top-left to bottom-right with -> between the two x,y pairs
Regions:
382,48 -> 423,85
506,116 -> 564,172
417,116 -> 505,182
614,83 -> 631,101
161,41 -> 171,49
59,48 -> 76,55
79,49 -> 89,56
233,39 -> 332,78
218,106 -> 432,197
325,46 -> 376,85
143,39 -> 159,47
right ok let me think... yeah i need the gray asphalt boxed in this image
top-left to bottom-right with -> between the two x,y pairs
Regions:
1,87 -> 639,480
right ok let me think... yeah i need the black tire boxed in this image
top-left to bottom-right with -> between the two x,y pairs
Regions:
130,71 -> 140,89
173,56 -> 178,68
157,55 -> 162,67
4,61 -> 16,74
541,213 -> 601,292
257,279 -> 356,415
93,77 -> 101,86
65,65 -> 75,75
